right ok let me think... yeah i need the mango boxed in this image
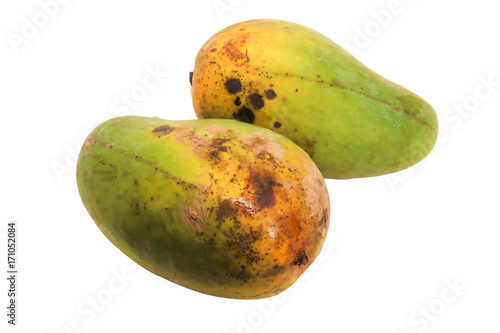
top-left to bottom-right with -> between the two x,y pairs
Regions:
77,116 -> 329,299
190,19 -> 438,179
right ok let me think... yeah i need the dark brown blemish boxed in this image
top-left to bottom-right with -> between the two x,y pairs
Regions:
216,199 -> 238,220
319,209 -> 329,227
189,72 -> 193,86
209,138 -> 231,159
212,138 -> 231,147
225,78 -> 243,94
210,48 -> 217,52
233,106 -> 255,123
263,265 -> 287,277
273,121 -> 281,129
293,249 -> 309,266
301,137 -> 318,158
248,93 -> 264,110
250,172 -> 278,209
152,125 -> 174,136
234,270 -> 253,282
265,89 -> 277,100
234,96 -> 241,106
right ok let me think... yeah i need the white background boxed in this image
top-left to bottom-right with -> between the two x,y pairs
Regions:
1,0 -> 499,332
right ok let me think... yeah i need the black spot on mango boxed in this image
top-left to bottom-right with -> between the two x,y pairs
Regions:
233,106 -> 255,123
224,78 -> 242,94
152,125 -> 174,136
265,89 -> 277,100
293,249 -> 309,266
248,93 -> 264,110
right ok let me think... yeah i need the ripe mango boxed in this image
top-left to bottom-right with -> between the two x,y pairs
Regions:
190,19 -> 438,179
77,116 -> 329,299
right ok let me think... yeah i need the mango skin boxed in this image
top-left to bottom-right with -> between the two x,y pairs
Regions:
76,116 -> 329,299
190,19 -> 438,179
